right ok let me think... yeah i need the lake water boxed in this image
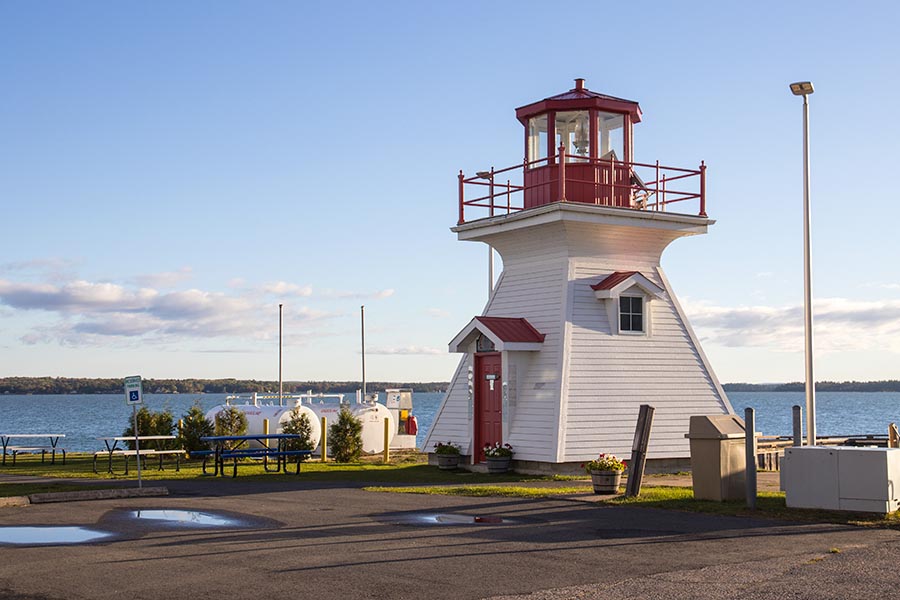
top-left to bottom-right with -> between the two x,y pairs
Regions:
1,391 -> 898,453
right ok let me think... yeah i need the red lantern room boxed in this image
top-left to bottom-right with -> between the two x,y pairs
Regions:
516,78 -> 641,209
458,79 -> 706,223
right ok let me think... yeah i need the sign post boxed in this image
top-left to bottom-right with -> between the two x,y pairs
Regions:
124,375 -> 143,489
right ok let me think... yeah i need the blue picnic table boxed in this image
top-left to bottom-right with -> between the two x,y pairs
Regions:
199,434 -> 312,477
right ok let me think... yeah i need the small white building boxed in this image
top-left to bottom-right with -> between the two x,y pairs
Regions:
424,80 -> 733,472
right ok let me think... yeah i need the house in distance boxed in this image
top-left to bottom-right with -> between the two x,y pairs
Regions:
423,79 -> 733,472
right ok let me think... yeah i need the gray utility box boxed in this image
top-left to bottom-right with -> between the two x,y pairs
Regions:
781,446 -> 900,514
685,415 -> 749,501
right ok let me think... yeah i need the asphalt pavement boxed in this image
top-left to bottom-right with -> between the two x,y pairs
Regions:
0,476 -> 898,600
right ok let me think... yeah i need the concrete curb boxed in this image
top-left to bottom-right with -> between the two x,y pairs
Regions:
0,496 -> 30,507
28,486 -> 169,504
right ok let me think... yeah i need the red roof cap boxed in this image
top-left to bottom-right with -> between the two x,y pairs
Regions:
591,271 -> 641,291
515,79 -> 642,124
475,316 -> 545,343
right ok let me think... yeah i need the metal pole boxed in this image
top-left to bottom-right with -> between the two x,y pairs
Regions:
792,405 -> 803,446
132,404 -> 142,489
801,92 -> 816,447
744,407 -> 756,509
361,305 -> 366,398
278,303 -> 283,406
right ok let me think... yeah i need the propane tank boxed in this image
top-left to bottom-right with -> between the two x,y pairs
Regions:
306,401 -> 395,454
205,402 -> 321,449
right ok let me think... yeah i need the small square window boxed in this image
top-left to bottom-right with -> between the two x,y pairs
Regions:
619,296 -> 644,333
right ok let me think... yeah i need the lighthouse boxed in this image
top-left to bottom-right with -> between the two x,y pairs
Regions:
424,79 -> 733,472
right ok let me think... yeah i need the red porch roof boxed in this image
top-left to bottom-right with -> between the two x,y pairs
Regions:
474,316 -> 545,343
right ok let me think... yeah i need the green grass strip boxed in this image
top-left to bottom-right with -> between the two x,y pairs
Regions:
365,485 -> 588,498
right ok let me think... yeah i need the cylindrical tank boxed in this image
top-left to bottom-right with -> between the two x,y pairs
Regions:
205,402 -> 321,449
307,402 -> 395,454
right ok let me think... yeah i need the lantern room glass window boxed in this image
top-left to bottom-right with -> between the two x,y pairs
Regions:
619,296 -> 644,333
527,115 -> 548,169
597,112 -> 624,160
556,111 -> 590,162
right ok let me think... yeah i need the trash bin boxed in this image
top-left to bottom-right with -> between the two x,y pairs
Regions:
685,415 -> 749,501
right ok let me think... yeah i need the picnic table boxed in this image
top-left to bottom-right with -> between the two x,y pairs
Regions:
0,434 -> 66,466
199,434 -> 312,477
93,435 -> 182,474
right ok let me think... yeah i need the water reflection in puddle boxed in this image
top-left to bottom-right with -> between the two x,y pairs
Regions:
387,513 -> 511,526
131,510 -> 239,527
0,526 -> 112,545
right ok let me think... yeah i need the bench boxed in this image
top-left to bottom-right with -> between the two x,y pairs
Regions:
218,448 -> 312,477
5,446 -> 66,466
189,450 -> 218,475
92,449 -> 184,474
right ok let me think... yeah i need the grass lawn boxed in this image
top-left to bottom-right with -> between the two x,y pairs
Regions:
0,453 -> 575,492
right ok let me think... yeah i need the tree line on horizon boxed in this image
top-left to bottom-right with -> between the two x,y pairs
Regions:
722,380 -> 900,393
0,377 -> 449,395
2,377 -> 899,395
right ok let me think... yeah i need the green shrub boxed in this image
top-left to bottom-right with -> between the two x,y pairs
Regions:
214,405 -> 248,450
329,407 -> 363,463
122,406 -> 176,450
177,402 -> 214,457
282,408 -> 315,455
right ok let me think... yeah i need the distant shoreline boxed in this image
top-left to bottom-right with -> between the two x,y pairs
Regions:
1,377 -> 899,395
0,377 -> 447,395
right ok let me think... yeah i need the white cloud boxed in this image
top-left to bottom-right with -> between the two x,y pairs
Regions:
319,288 -> 395,300
260,281 -> 313,297
0,279 -> 157,312
0,276 -> 338,347
682,297 -> 900,354
368,345 -> 443,355
425,308 -> 450,318
134,267 -> 193,288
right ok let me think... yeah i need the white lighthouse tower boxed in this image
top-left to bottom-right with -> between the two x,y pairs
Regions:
424,80 -> 733,471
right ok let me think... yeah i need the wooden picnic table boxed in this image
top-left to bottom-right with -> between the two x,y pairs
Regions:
199,434 -> 311,477
0,434 -> 66,465
94,435 -> 180,474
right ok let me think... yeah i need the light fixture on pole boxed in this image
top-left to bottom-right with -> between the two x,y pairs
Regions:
790,80 -> 815,446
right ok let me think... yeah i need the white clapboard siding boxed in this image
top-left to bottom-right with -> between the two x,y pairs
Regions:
483,252 -> 569,462
433,203 -> 730,466
561,260 -> 729,460
421,354 -> 471,454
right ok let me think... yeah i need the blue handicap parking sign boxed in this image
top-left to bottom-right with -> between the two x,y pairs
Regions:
129,390 -> 140,402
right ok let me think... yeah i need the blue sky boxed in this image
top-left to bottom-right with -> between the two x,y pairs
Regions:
1,1 -> 898,383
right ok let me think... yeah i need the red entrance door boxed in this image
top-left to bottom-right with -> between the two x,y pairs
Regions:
474,352 -> 502,462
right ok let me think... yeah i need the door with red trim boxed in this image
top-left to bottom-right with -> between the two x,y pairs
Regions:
474,352 -> 502,462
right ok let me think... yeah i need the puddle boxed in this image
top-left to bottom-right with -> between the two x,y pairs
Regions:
382,512 -> 515,526
130,510 -> 241,527
0,526 -> 113,545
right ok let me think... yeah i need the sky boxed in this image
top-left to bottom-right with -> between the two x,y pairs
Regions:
1,1 -> 899,384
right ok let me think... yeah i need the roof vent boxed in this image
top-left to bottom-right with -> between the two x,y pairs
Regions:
574,78 -> 585,91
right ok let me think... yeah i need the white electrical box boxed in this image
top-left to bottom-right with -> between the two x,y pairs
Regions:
782,446 -> 900,514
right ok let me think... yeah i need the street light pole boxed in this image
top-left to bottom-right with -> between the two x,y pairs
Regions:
790,81 -> 816,446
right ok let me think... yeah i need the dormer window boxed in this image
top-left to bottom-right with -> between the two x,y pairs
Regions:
592,271 -> 665,337
619,296 -> 644,333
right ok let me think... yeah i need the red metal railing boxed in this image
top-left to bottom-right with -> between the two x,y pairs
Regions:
458,145 -> 707,224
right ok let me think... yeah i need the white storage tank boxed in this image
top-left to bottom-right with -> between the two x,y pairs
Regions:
205,401 -> 321,449
306,401 -> 395,454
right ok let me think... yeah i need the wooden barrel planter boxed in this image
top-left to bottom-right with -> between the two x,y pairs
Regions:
590,470 -> 622,494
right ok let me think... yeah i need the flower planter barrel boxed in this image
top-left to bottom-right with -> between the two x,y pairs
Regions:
590,470 -> 622,494
437,454 -> 461,470
486,457 -> 511,474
